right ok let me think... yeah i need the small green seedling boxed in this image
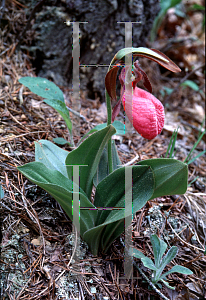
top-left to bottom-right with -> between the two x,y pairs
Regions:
130,234 -> 193,289
184,129 -> 206,165
165,127 -> 179,158
164,126 -> 206,164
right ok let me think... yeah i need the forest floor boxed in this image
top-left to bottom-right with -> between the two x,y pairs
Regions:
0,1 -> 205,299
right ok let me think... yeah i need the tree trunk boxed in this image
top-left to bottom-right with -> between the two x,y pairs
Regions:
23,0 -> 160,101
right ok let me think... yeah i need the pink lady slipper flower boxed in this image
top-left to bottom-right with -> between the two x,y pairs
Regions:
105,48 -> 181,140
119,62 -> 165,140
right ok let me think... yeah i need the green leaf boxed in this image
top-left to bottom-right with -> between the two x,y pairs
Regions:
191,4 -> 205,10
150,10 -> 166,42
129,247 -> 146,259
156,282 -> 163,289
181,80 -> 199,91
100,219 -> 125,253
160,279 -> 175,290
175,6 -> 186,18
160,246 -> 178,268
93,146 -> 108,187
19,77 -> 64,102
83,120 -> 127,139
92,123 -> 107,131
94,166 -> 153,225
162,86 -> 174,96
35,140 -> 69,178
150,0 -> 182,42
0,184 -> 4,199
150,235 -> 167,268
94,141 -> 121,187
187,150 -> 206,165
188,176 -> 199,187
84,165 -> 154,255
138,158 -> 188,199
150,235 -> 160,265
155,246 -> 178,280
19,77 -> 72,132
141,257 -> 157,271
65,125 -> 116,198
112,120 -> 127,135
160,265 -> 193,280
53,137 -> 71,145
17,162 -> 97,236
161,0 -> 183,11
43,99 -> 72,131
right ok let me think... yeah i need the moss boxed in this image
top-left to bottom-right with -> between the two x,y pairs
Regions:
0,233 -> 30,299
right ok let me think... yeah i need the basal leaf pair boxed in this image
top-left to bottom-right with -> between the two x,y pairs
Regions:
18,126 -> 187,255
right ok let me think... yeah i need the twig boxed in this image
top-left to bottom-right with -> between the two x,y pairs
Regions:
30,227 -> 79,299
23,253 -> 43,274
67,106 -> 87,122
16,277 -> 32,300
91,275 -> 113,299
109,264 -> 124,300
0,131 -> 47,142
77,277 -> 93,297
79,281 -> 85,299
164,63 -> 205,104
122,154 -> 139,166
167,220 -> 204,252
10,181 -> 46,256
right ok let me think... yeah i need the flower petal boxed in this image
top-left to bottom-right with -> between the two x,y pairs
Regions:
112,98 -> 122,122
123,87 -> 165,140
105,64 -> 121,101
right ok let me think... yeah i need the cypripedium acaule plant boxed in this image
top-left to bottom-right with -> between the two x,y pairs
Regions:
18,47 -> 188,257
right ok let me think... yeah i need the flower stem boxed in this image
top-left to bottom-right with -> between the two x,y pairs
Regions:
106,89 -> 113,174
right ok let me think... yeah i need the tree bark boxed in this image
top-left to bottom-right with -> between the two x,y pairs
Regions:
24,0 -> 160,100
